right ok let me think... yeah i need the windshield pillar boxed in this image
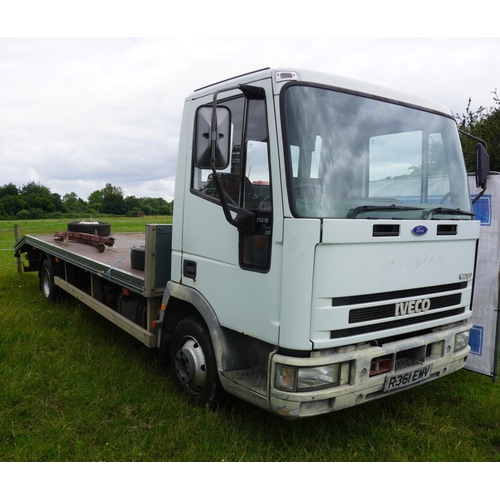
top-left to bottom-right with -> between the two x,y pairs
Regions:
420,133 -> 429,204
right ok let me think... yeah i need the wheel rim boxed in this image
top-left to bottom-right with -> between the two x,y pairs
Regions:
42,268 -> 51,298
174,336 -> 207,395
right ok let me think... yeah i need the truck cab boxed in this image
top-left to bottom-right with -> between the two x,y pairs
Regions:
162,68 -> 486,417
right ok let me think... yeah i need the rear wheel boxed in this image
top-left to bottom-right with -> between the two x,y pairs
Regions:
170,317 -> 225,410
40,259 -> 60,302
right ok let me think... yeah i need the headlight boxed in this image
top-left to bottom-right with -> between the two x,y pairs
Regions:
454,331 -> 469,352
275,364 -> 341,392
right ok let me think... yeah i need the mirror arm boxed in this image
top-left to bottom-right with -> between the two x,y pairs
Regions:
209,88 -> 256,234
209,163 -> 239,227
458,129 -> 488,150
472,187 -> 486,205
209,168 -> 256,233
209,88 -> 235,227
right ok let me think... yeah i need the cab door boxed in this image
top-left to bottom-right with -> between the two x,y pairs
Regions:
181,78 -> 281,346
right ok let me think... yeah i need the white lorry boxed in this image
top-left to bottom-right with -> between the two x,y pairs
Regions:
14,68 -> 489,418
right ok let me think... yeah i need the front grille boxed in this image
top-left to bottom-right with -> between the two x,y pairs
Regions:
331,307 -> 465,338
332,282 -> 466,307
349,293 -> 462,324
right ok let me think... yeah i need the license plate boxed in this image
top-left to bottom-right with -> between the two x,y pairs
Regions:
384,364 -> 433,392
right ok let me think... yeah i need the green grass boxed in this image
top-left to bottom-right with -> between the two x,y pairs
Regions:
1,218 -> 500,461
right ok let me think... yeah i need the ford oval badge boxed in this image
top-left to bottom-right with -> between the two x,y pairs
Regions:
412,225 -> 428,236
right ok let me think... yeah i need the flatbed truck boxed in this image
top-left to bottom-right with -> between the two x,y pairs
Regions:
14,68 -> 489,418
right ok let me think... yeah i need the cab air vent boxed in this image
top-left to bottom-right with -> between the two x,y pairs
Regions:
373,224 -> 400,237
437,225 -> 457,236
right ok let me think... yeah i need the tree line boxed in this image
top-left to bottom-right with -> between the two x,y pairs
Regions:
1,92 -> 498,220
456,89 -> 500,172
0,182 -> 173,219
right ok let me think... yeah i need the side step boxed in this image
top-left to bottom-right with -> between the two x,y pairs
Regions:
222,369 -> 268,397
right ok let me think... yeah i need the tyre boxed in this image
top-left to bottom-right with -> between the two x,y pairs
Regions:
170,317 -> 226,410
130,246 -> 145,271
67,221 -> 111,236
40,259 -> 61,302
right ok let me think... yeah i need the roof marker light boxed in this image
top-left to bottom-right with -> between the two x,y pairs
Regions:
276,71 -> 298,82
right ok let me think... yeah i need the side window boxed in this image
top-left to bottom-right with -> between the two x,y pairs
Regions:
191,94 -> 273,272
243,99 -> 271,210
240,99 -> 272,272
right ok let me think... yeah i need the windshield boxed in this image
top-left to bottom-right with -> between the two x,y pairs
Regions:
282,84 -> 472,219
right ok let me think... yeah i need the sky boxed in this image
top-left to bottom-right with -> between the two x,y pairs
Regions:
1,6 -> 499,203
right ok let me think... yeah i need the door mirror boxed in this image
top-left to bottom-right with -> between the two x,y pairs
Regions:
194,106 -> 231,169
476,143 -> 489,189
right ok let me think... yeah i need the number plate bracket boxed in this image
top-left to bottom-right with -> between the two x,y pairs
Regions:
384,364 -> 433,392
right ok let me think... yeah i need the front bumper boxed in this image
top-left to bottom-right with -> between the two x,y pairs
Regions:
269,321 -> 471,418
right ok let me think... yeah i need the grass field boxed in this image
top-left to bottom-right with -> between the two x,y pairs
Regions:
1,218 -> 500,462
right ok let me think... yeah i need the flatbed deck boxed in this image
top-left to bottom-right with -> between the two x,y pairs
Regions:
39,231 -> 144,273
15,224 -> 172,298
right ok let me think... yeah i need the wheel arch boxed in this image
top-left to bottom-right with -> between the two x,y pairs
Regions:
159,281 -> 226,371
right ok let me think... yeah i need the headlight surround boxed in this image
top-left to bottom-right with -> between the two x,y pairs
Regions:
275,363 -> 341,392
454,331 -> 470,352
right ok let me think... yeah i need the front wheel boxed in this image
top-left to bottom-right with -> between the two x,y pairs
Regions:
170,317 -> 225,410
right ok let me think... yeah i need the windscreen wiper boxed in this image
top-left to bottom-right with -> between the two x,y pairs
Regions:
425,207 -> 475,220
348,204 -> 422,219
